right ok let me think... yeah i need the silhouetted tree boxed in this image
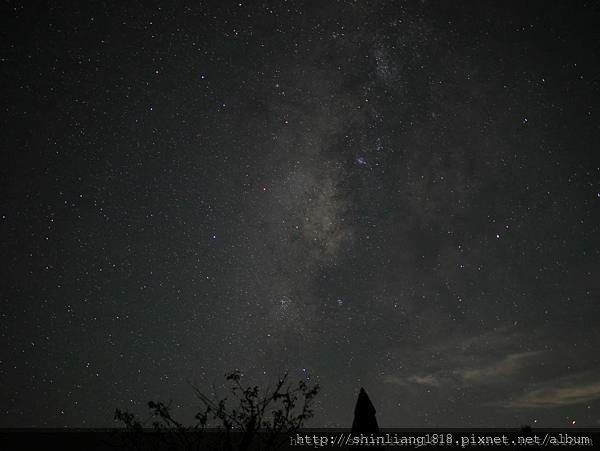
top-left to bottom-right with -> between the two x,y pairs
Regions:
114,370 -> 320,451
349,387 -> 384,450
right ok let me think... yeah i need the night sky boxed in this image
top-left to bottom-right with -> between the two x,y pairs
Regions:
2,1 -> 600,429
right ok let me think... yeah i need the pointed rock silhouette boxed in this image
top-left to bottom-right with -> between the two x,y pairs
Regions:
350,387 -> 384,450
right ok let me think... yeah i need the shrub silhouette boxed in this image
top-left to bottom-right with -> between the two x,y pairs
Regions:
114,370 -> 320,451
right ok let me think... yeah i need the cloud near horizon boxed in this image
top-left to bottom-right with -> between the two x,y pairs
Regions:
384,374 -> 442,387
457,351 -> 543,382
505,381 -> 600,408
383,348 -> 544,389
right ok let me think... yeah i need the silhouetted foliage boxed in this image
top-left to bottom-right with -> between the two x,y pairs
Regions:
114,370 -> 320,451
350,388 -> 383,450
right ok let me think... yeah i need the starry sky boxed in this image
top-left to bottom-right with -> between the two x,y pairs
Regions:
2,0 -> 600,429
